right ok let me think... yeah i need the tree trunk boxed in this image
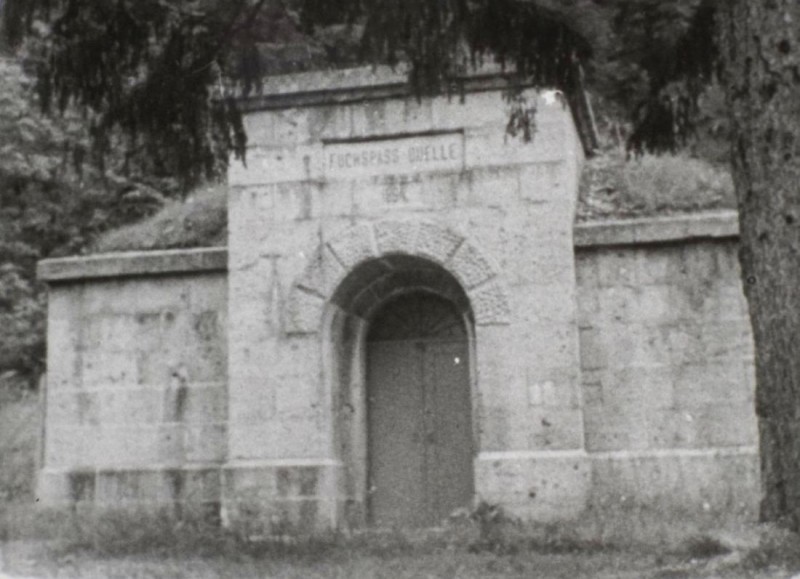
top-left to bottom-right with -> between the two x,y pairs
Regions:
719,1 -> 800,529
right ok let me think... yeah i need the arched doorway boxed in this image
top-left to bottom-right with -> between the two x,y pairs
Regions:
366,292 -> 474,527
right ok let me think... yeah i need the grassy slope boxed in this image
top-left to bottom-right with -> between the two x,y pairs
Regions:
88,153 -> 735,254
89,184 -> 227,253
578,151 -> 735,222
2,528 -> 799,579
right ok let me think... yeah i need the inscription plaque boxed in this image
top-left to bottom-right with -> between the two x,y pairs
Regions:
325,133 -> 464,179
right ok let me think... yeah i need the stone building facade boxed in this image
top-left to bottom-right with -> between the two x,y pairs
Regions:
37,68 -> 759,535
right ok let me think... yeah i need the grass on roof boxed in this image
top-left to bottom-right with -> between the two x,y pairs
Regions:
90,184 -> 227,253
578,150 -> 735,221
87,152 -> 735,253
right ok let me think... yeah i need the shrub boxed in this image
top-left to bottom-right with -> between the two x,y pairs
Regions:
0,265 -> 45,377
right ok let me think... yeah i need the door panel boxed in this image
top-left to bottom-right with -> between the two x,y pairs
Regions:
367,293 -> 474,528
424,341 -> 473,523
367,341 -> 427,527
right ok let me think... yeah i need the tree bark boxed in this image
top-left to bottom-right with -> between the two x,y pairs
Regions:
719,1 -> 800,529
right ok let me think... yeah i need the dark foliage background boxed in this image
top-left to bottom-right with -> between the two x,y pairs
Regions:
0,0 -> 722,380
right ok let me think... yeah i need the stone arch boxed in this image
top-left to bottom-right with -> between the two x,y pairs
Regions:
285,220 -> 511,334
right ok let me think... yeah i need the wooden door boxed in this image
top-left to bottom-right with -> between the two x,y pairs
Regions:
367,293 -> 474,527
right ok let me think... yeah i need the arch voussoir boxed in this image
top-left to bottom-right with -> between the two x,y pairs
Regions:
471,280 -> 512,325
287,219 -> 512,333
374,221 -> 420,255
327,223 -> 377,270
415,221 -> 464,265
447,241 -> 497,290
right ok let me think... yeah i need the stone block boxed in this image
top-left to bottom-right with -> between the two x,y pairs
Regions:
526,366 -> 581,408
274,380 -> 321,417
415,221 -> 464,265
589,451 -> 759,516
518,161 -> 567,203
581,372 -> 604,407
185,311 -> 227,382
694,404 -> 758,447
672,361 -> 751,408
464,121 -> 565,169
307,105 -> 353,142
187,275 -> 227,312
316,180 -> 355,218
229,144 -> 323,186
98,388 -> 163,425
418,172 -> 462,210
716,285 -> 749,322
374,220 -> 419,255
100,426 -> 163,467
228,418 -> 326,461
95,469 -> 166,504
181,469 -> 222,503
668,322 -> 750,367
349,98 -> 411,137
47,331 -> 82,390
631,286 -> 672,324
579,327 -> 607,371
223,467 -> 278,503
295,245 -> 346,299
327,223 -> 377,270
635,249 -> 675,286
270,182 -> 317,222
478,405 -> 515,451
156,423 -> 185,463
185,423 -> 227,462
43,425 -> 89,468
470,280 -> 512,325
48,391 -> 100,426
82,313 -> 137,353
178,386 -> 227,424
574,250 -> 599,287
135,343 -> 172,388
228,188 -> 270,255
475,452 -> 591,522
46,284 -> 84,320
429,90 -> 510,131
584,402 -> 650,452
447,242 -> 496,289
519,323 -> 581,370
507,240 -> 573,288
461,166 -> 521,207
285,287 -> 325,334
228,375 -> 276,424
595,286 -> 636,326
517,285 -> 579,326
242,110 -> 276,146
270,108 -> 313,146
619,367 -> 674,410
597,250 -> 638,288
37,470 -> 73,503
526,407 -> 584,451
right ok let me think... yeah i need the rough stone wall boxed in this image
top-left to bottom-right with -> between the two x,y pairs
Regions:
34,67 -> 761,534
226,83 -> 587,530
39,271 -> 227,509
576,239 -> 759,520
